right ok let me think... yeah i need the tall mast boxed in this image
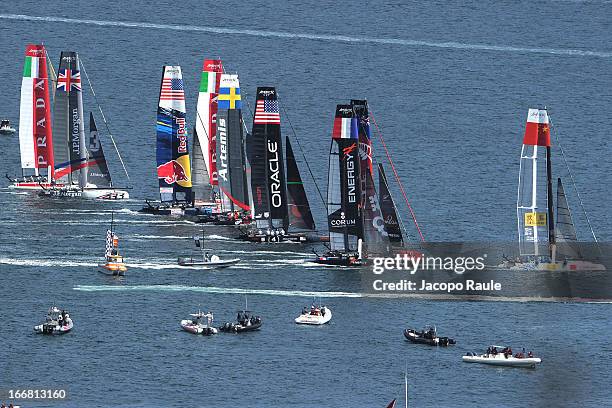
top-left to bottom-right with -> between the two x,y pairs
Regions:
546,145 -> 556,260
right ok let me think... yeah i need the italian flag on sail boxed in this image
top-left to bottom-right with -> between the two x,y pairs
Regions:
23,54 -> 41,78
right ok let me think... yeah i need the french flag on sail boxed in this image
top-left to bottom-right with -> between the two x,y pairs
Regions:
523,108 -> 551,146
332,104 -> 358,139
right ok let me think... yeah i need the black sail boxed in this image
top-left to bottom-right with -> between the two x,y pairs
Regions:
86,112 -> 112,187
253,87 -> 288,230
378,163 -> 403,244
285,136 -> 315,230
52,51 -> 86,186
328,104 -> 362,252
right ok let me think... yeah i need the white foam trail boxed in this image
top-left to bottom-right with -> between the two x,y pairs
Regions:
0,257 -> 97,268
127,234 -> 189,240
204,234 -> 235,241
1,13 -> 611,58
74,284 -> 363,298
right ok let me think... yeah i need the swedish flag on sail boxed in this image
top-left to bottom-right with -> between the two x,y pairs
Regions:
218,74 -> 242,110
218,86 -> 241,109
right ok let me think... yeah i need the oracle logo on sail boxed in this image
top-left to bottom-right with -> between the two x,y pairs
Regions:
267,141 -> 282,208
343,143 -> 357,203
259,89 -> 275,97
338,107 -> 352,114
176,117 -> 187,153
217,118 -> 228,181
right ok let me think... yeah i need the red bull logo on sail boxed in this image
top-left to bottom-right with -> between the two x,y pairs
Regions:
157,160 -> 188,184
176,117 -> 187,153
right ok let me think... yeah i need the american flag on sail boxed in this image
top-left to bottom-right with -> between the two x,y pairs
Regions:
57,69 -> 81,91
160,78 -> 185,101
254,99 -> 280,124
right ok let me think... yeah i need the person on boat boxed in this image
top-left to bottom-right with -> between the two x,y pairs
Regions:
491,346 -> 498,355
528,351 -> 533,358
205,252 -> 211,262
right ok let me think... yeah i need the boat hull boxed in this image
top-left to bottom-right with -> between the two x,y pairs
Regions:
403,329 -> 455,346
240,233 -> 308,243
98,263 -> 127,276
177,258 -> 240,268
312,256 -> 363,267
81,189 -> 130,200
462,354 -> 541,368
219,320 -> 262,333
295,308 -> 332,325
180,321 -> 218,335
34,320 -> 73,335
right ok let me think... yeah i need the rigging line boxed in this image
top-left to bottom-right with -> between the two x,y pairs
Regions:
369,108 -> 425,242
548,115 -> 601,250
276,92 -> 327,207
79,59 -> 131,183
376,157 -> 413,245
357,107 -> 413,244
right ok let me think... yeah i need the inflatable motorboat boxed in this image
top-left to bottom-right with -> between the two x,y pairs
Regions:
34,307 -> 73,335
180,311 -> 218,336
0,119 -> 16,135
219,311 -> 262,333
403,326 -> 455,346
295,305 -> 332,325
463,346 -> 541,368
177,254 -> 240,268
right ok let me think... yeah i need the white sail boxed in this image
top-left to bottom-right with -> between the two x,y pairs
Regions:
517,108 -> 551,257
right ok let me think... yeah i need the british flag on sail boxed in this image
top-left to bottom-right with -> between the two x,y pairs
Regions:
57,69 -> 81,92
254,99 -> 280,124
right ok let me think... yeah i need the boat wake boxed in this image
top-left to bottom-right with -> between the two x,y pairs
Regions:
73,284 -> 363,298
1,14 -> 611,58
0,257 -> 97,268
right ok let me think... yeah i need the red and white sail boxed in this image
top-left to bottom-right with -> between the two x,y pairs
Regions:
195,59 -> 223,185
517,108 -> 551,257
18,44 -> 53,176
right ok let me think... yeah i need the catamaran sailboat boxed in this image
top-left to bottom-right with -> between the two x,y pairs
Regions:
187,59 -> 224,217
240,87 -> 316,243
209,73 -> 253,225
140,65 -> 193,215
35,51 -> 129,199
8,44 -> 57,189
510,108 -> 604,271
313,104 -> 364,266
98,214 -> 127,276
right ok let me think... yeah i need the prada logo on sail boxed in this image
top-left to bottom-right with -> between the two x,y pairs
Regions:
343,143 -> 357,203
71,108 -> 80,154
217,118 -> 228,181
267,141 -> 282,208
34,79 -> 48,165
176,117 -> 187,154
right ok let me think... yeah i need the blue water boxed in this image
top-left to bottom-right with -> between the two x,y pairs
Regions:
0,1 -> 611,407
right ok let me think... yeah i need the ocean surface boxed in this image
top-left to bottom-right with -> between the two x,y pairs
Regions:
0,1 -> 611,407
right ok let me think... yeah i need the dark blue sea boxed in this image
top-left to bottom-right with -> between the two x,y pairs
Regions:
0,1 -> 611,407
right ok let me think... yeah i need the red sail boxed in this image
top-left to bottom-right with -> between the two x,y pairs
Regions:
27,44 -> 54,174
523,108 -> 550,146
